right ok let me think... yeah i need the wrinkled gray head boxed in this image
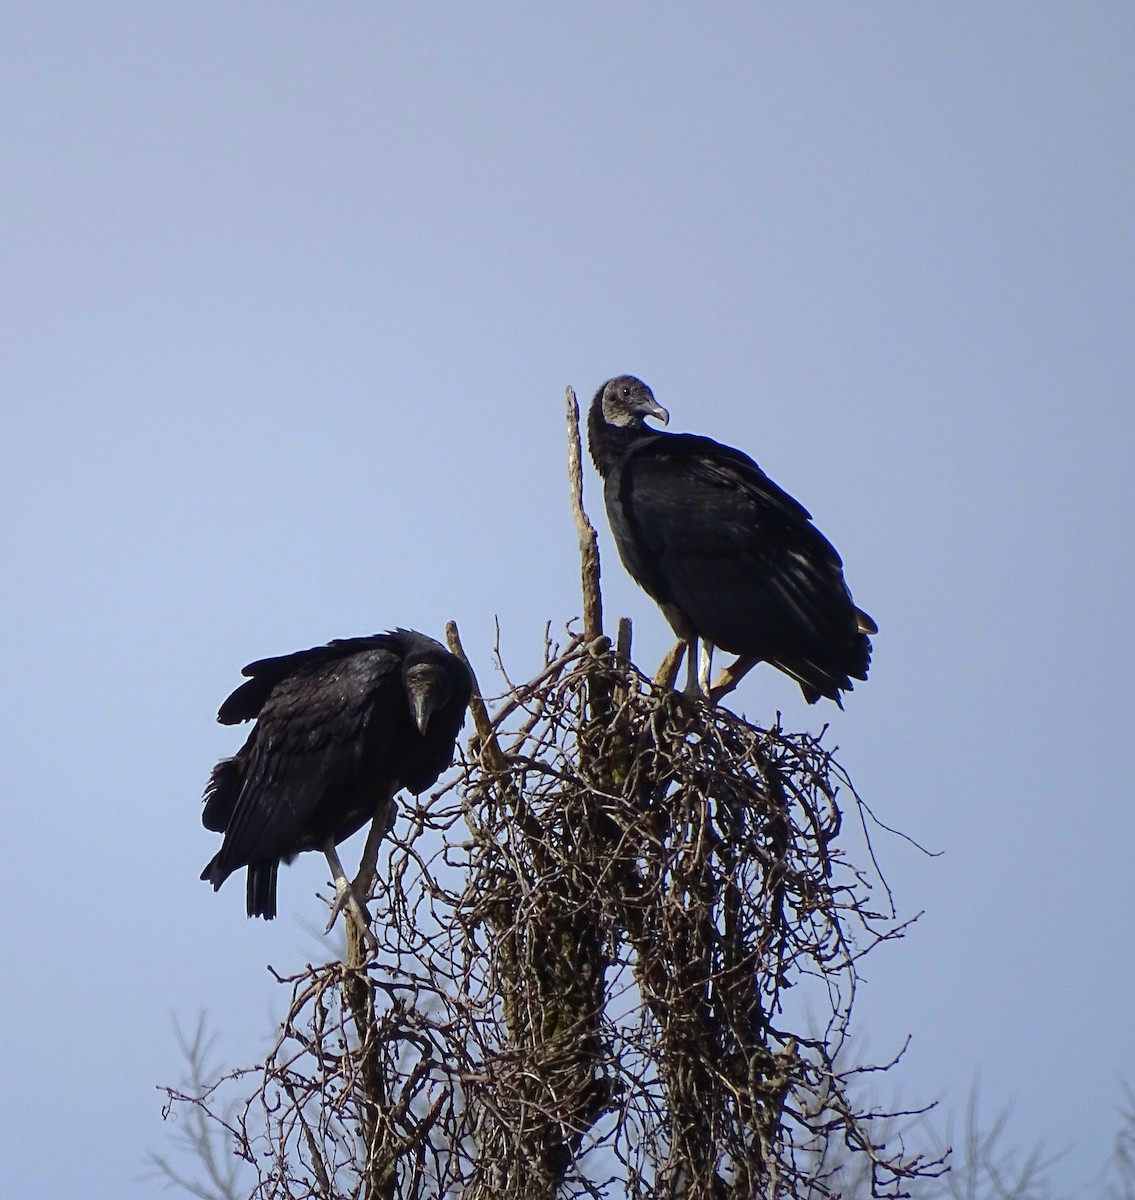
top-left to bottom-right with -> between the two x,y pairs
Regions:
403,658 -> 452,734
598,375 -> 670,429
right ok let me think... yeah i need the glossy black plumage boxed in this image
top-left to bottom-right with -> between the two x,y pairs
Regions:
588,375 -> 876,705
201,629 -> 471,918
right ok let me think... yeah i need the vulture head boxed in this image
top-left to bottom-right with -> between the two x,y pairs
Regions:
597,375 -> 670,429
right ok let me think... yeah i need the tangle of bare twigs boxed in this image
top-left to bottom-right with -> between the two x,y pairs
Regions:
161,635 -> 942,1199
160,388 -> 943,1199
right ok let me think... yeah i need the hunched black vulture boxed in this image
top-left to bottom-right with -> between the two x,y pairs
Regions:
201,629 -> 471,922
588,375 -> 877,705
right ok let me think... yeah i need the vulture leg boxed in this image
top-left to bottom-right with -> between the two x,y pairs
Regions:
348,794 -> 397,911
681,638 -> 703,697
698,641 -> 715,697
323,840 -> 377,946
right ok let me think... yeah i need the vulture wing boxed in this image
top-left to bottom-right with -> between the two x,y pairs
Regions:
618,433 -> 864,666
202,646 -> 400,881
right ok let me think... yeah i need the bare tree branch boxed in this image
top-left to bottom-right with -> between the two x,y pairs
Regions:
158,384 -> 941,1199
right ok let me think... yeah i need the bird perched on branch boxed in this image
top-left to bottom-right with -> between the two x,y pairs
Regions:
201,629 -> 471,928
588,375 -> 876,705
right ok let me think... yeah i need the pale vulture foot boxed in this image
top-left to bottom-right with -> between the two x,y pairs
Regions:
323,840 -> 377,947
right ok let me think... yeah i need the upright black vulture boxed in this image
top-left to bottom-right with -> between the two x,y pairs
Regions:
588,375 -> 877,705
201,629 -> 471,923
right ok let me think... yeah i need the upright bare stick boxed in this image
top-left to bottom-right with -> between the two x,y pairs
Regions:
566,386 -> 603,643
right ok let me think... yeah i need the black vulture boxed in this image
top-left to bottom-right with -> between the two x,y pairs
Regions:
201,629 -> 471,925
588,375 -> 877,705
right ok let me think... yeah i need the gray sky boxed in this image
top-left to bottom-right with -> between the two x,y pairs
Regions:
2,4 -> 1132,1194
